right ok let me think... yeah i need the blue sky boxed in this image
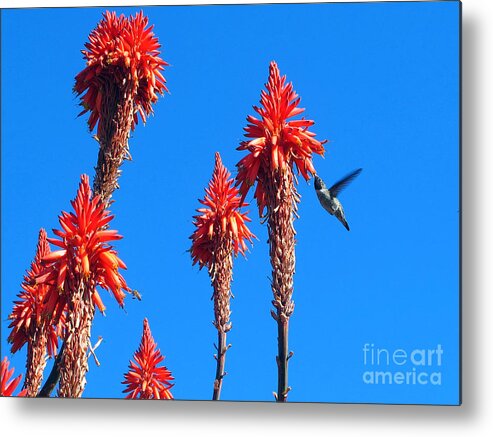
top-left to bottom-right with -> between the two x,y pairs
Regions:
1,1 -> 459,404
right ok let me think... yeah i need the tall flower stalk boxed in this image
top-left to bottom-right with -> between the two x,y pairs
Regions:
74,10 -> 168,206
236,62 -> 326,401
190,152 -> 255,400
35,175 -> 130,397
38,10 -> 168,397
122,318 -> 174,399
7,229 -> 64,396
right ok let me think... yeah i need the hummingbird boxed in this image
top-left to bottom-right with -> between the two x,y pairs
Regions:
314,168 -> 362,231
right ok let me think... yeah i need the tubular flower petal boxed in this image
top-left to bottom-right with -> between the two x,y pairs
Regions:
74,10 -> 168,134
190,152 -> 255,269
236,61 -> 327,215
36,175 -> 131,317
122,318 -> 174,400
0,357 -> 27,397
7,229 -> 64,358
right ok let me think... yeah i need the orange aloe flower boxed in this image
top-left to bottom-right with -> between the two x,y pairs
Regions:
190,152 -> 255,400
74,11 -> 169,206
7,229 -> 65,396
74,10 -> 168,134
235,62 -> 326,402
0,357 -> 27,397
37,174 -> 130,317
190,152 -> 255,270
8,229 -> 63,357
122,318 -> 174,400
236,61 -> 326,216
35,174 -> 130,397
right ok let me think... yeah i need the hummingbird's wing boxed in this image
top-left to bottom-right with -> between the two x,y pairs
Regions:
328,168 -> 362,197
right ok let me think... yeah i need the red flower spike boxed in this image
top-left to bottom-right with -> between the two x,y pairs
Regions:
74,10 -> 168,134
190,152 -> 255,269
37,175 -> 130,317
190,153 -> 254,400
8,229 -> 64,357
122,318 -> 174,400
236,61 -> 327,215
0,357 -> 27,397
235,62 -> 327,402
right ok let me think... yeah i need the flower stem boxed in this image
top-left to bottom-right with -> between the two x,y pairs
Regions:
213,330 -> 228,400
23,326 -> 48,397
58,281 -> 95,397
93,82 -> 135,207
276,319 -> 290,402
37,343 -> 64,397
211,235 -> 233,400
267,169 -> 296,402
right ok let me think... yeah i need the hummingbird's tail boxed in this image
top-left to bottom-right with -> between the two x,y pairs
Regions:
341,217 -> 350,231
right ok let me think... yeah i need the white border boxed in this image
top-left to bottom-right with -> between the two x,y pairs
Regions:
2,1 -> 493,436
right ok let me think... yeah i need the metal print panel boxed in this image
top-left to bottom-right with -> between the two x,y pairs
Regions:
0,1 -> 461,405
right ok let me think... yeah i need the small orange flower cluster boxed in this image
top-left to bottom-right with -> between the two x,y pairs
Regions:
74,10 -> 168,133
190,152 -> 255,269
236,61 -> 326,215
0,357 -> 26,397
37,175 -> 130,317
122,318 -> 174,399
8,229 -> 64,357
